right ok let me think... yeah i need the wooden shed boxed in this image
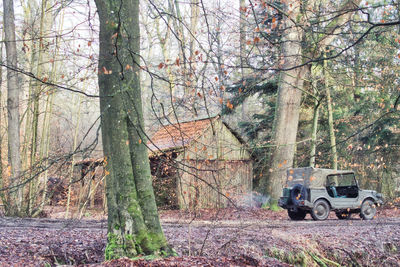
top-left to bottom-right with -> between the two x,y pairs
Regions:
148,116 -> 253,209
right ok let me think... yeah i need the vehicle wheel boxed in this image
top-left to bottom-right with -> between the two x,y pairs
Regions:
288,209 -> 307,220
336,211 -> 351,220
360,199 -> 376,220
311,199 -> 330,221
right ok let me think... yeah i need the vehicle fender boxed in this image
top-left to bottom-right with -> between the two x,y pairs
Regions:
313,197 -> 332,208
361,196 -> 378,205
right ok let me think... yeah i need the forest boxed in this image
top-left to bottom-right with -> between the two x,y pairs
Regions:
0,0 -> 400,266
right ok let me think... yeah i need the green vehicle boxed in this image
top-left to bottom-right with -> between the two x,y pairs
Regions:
278,167 -> 384,221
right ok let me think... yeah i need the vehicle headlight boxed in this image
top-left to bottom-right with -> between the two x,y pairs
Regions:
376,193 -> 383,199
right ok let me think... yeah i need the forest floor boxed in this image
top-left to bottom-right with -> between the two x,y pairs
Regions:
0,207 -> 400,266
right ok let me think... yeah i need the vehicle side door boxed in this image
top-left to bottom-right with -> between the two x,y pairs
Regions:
326,173 -> 359,209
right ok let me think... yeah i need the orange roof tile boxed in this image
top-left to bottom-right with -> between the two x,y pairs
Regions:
148,117 -> 217,153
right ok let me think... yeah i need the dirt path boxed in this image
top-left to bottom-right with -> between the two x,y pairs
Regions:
0,217 -> 107,229
0,215 -> 399,266
2,216 -> 400,229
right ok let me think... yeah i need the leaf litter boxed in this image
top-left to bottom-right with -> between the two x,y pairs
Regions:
0,207 -> 399,266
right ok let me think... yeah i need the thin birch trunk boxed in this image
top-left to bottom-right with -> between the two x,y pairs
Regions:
324,57 -> 338,170
32,5 -> 64,217
27,0 -> 55,215
155,16 -> 177,95
78,173 -> 104,219
65,94 -> 83,219
65,56 -> 91,218
169,0 -> 189,97
239,0 -> 247,120
21,1 -> 37,176
215,18 -> 226,112
309,79 -> 321,167
189,0 -> 199,114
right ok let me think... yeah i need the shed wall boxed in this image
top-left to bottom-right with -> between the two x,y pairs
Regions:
177,159 -> 253,209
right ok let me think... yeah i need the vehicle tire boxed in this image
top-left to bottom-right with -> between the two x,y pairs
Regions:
290,184 -> 308,205
288,209 -> 307,220
360,199 -> 376,220
311,199 -> 330,221
336,211 -> 351,220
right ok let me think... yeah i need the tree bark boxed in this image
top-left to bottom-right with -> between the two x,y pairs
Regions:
239,0 -> 247,121
265,1 -> 306,201
324,57 -> 338,170
95,0 -> 171,259
28,0 -> 55,216
3,0 -> 23,215
309,83 -> 320,167
0,28 -> 4,206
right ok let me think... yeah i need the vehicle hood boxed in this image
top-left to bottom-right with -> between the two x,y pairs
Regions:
360,189 -> 384,201
360,189 -> 377,194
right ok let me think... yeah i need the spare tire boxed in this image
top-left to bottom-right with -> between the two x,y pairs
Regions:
290,184 -> 308,205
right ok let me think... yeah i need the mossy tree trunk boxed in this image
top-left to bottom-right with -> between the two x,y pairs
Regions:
94,0 -> 172,259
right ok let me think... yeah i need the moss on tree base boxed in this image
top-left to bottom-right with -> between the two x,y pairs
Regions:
105,232 -> 176,261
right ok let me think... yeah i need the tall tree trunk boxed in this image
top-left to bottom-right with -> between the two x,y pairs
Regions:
309,97 -> 320,167
3,0 -> 23,216
27,0 -> 48,214
21,0 -> 38,176
265,1 -> 306,201
189,0 -> 200,115
65,94 -> 83,219
324,57 -> 338,170
155,12 -> 177,99
215,18 -> 226,113
33,4 -> 64,217
239,0 -> 247,121
95,0 -> 172,259
309,71 -> 321,167
169,0 -> 190,102
20,0 -> 55,215
0,28 -> 4,207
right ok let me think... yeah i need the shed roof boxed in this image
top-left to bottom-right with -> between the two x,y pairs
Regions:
147,117 -> 218,153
